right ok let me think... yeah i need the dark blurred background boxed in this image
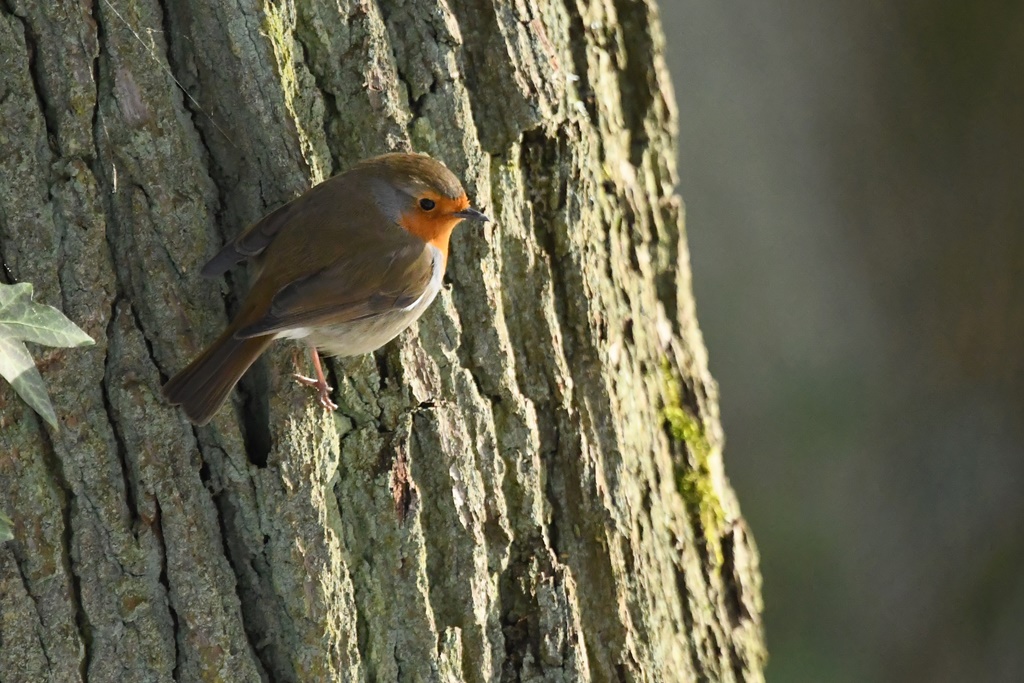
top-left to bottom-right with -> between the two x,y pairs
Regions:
659,2 -> 1024,681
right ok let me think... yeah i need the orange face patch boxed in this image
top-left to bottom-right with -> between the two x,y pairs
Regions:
398,191 -> 472,259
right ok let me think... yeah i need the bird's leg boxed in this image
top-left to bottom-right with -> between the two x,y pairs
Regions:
292,344 -> 338,411
291,346 -> 313,382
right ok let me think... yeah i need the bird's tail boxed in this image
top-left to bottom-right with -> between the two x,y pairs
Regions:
163,324 -> 274,425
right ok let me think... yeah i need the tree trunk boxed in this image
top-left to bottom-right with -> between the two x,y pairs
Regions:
0,0 -> 764,681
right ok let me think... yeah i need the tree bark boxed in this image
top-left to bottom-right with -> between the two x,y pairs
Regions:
0,0 -> 764,681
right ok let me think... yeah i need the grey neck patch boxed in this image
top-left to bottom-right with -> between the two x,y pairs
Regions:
366,175 -> 415,225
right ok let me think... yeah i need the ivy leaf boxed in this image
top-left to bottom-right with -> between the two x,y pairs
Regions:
0,282 -> 94,428
0,509 -> 12,543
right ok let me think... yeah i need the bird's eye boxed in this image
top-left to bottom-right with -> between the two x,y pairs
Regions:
419,198 -> 436,211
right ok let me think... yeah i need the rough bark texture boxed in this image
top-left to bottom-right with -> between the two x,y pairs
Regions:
0,1 -> 764,681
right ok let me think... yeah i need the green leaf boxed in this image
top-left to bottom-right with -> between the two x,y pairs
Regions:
0,509 -> 12,543
0,283 -> 94,347
0,282 -> 95,429
0,335 -> 58,427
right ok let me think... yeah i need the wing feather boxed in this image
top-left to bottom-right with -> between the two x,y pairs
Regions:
201,176 -> 351,278
235,242 -> 434,338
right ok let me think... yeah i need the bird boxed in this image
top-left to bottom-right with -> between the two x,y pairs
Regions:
163,152 -> 489,425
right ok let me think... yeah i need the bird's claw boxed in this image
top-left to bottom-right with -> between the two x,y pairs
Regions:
292,373 -> 338,412
317,391 -> 339,412
292,373 -> 319,387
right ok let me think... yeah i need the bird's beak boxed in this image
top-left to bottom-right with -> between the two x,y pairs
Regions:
454,207 -> 491,222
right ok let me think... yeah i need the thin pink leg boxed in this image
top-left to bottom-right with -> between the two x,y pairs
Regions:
292,345 -> 338,411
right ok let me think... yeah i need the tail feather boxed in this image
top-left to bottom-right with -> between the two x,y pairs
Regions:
163,326 -> 274,425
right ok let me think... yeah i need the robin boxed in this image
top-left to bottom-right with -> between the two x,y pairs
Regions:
163,152 -> 489,425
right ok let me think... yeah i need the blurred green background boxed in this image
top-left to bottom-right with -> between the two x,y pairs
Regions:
660,2 -> 1024,681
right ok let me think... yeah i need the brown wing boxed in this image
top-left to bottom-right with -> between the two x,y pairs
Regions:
201,176 -> 349,278
235,240 -> 436,338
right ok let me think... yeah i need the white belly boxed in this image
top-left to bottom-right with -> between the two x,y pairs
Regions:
279,245 -> 444,357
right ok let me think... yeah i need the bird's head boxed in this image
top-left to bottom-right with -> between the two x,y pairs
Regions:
360,153 -> 489,256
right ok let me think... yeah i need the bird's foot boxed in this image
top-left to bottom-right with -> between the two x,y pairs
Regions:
292,373 -> 338,411
292,373 -> 319,387
316,384 -> 339,412
292,345 -> 338,412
